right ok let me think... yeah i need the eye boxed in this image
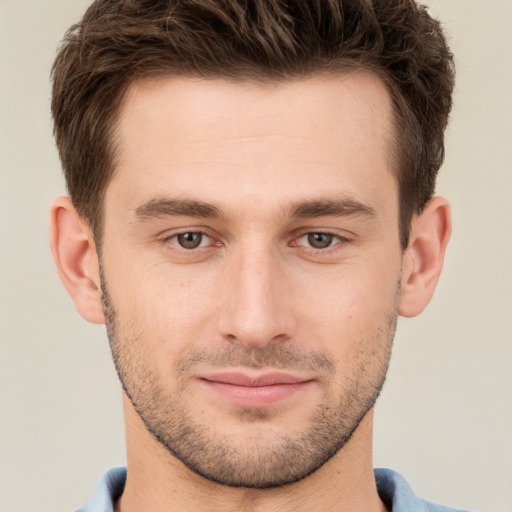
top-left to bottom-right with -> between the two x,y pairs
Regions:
306,233 -> 334,249
294,232 -> 345,250
171,231 -> 212,250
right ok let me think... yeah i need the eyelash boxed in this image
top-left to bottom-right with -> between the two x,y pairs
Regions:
162,230 -> 350,253
163,230 -> 217,250
291,232 -> 349,251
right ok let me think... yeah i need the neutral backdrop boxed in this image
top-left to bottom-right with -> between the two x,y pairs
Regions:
1,1 -> 511,511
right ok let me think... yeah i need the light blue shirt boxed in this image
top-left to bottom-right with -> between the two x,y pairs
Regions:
76,467 -> 471,512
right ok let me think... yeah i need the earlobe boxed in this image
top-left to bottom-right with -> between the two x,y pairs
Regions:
49,197 -> 106,324
398,196 -> 451,318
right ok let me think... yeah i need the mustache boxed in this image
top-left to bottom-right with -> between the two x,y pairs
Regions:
176,343 -> 335,375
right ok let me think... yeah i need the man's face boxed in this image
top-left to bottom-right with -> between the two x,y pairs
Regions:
100,72 -> 403,487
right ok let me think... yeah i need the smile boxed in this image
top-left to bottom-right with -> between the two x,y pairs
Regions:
199,371 -> 314,407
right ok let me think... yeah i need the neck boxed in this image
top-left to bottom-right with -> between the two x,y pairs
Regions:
116,395 -> 387,512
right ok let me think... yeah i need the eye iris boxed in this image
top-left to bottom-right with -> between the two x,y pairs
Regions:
177,232 -> 203,249
307,233 -> 333,249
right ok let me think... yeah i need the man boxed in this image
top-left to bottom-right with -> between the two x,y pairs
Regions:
49,0 -> 464,510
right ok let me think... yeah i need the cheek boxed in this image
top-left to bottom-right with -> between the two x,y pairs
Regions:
102,229 -> 401,362
117,264 -> 220,360
294,260 -> 400,350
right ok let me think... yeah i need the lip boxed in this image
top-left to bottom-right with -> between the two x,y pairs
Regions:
199,371 -> 314,407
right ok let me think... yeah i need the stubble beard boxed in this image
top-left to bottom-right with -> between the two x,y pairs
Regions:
100,269 -> 398,489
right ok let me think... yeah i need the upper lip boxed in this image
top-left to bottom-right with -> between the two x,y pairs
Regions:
200,371 -> 311,387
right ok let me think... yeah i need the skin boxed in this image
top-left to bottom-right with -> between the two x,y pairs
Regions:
50,71 -> 451,512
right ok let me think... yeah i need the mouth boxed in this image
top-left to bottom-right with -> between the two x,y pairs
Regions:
198,371 -> 314,407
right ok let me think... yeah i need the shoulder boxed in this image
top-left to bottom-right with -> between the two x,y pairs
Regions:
75,466 -> 127,512
77,466 -> 473,512
375,468 -> 473,512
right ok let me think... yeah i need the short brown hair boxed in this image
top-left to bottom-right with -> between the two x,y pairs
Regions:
51,0 -> 455,248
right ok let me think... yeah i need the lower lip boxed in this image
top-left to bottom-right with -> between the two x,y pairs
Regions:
201,380 -> 312,407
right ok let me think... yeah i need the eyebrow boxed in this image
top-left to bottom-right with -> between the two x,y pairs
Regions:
289,198 -> 377,220
134,198 -> 227,221
133,196 -> 376,222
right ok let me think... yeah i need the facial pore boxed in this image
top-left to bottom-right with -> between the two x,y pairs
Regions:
100,263 -> 398,488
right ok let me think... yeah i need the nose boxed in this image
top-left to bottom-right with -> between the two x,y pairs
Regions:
217,245 -> 297,349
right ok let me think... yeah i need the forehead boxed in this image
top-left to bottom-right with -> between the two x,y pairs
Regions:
107,72 -> 396,219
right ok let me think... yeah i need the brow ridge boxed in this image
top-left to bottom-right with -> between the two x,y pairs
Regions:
289,198 -> 376,219
134,198 -> 226,221
133,196 -> 376,223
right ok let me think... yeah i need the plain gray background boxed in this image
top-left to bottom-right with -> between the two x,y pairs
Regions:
1,1 -> 511,511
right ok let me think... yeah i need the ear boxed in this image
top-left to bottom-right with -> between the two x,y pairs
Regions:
399,196 -> 451,318
49,196 -> 105,324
